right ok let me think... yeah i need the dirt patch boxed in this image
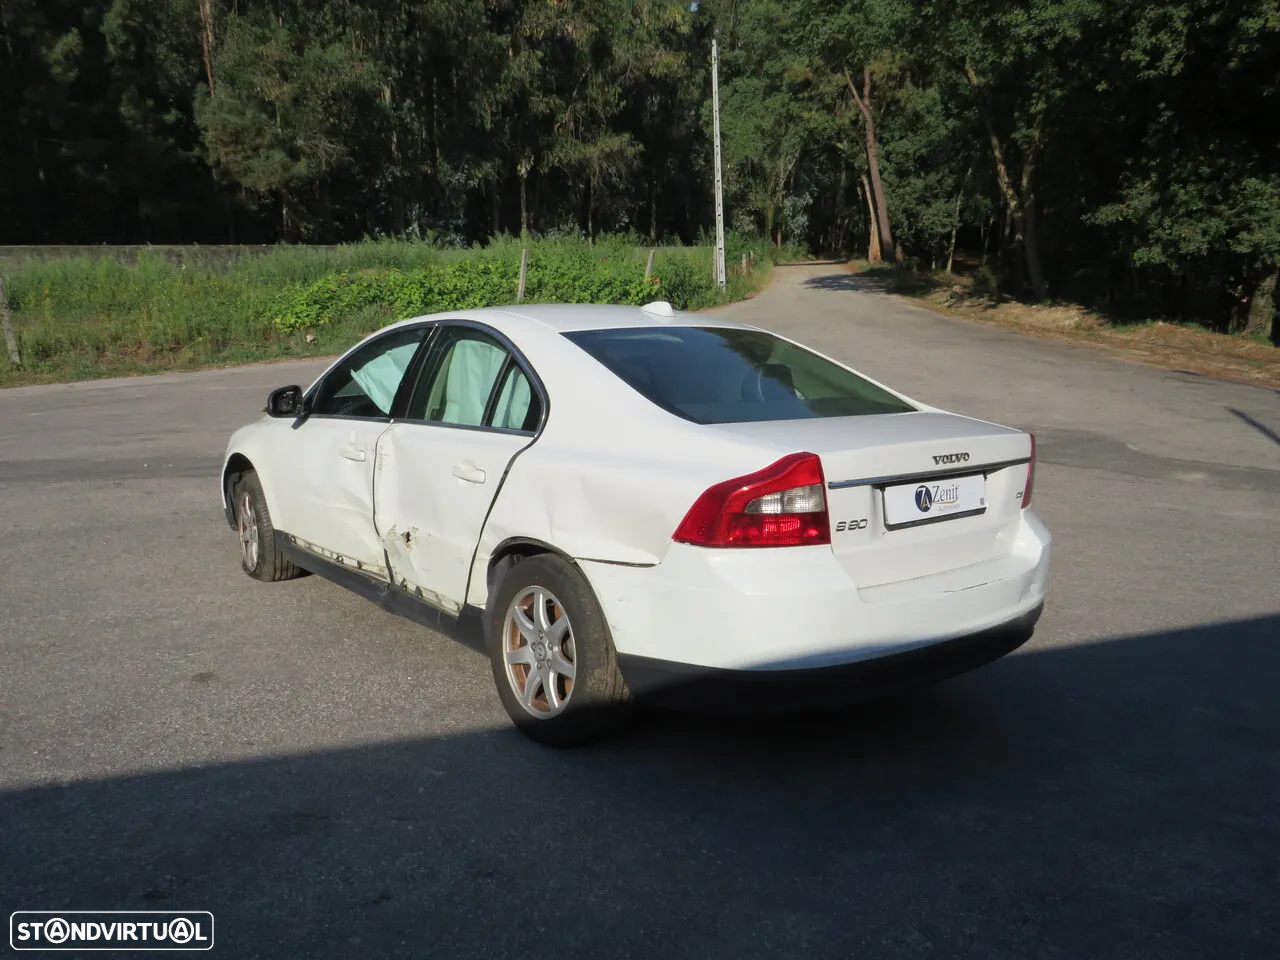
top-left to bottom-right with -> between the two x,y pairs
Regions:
852,263 -> 1280,389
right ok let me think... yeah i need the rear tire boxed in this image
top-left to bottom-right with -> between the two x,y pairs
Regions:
486,554 -> 633,746
233,471 -> 303,582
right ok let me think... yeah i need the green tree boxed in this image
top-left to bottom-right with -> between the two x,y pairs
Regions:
804,0 -> 918,263
926,0 -> 1106,298
195,11 -> 380,239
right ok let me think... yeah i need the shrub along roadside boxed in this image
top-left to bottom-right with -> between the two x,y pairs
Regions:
0,236 -> 775,387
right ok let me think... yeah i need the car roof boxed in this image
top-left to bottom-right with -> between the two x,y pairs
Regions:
391,302 -> 754,336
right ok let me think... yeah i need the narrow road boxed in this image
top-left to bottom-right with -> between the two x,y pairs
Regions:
1,265 -> 1276,959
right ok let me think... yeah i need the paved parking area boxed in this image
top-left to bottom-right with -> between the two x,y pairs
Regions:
1,266 -> 1277,958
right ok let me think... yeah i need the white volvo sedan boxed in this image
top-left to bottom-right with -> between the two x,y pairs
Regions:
222,301 -> 1050,745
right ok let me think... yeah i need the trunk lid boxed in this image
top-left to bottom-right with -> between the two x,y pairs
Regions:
709,412 -> 1033,586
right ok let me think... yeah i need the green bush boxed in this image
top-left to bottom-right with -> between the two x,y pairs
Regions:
264,242 -> 734,334
2,235 -> 771,386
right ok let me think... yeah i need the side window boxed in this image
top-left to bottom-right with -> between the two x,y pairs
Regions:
491,365 -> 542,432
409,328 -> 509,427
311,328 -> 427,419
407,326 -> 543,433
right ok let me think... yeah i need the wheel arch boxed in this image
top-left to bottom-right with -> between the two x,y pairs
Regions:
481,537 -> 580,615
221,453 -> 256,529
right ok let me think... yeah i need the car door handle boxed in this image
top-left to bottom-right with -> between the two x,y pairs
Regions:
452,462 -> 486,484
340,444 -> 367,462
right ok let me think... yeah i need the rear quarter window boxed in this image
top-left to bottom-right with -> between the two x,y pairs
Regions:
564,326 -> 914,424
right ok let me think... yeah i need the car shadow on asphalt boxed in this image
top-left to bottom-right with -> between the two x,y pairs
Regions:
3,614 -> 1277,959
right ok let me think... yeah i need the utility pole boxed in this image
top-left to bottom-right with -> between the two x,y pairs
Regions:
711,35 -> 726,288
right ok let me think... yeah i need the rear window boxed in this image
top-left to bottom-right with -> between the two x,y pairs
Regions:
564,326 -> 915,424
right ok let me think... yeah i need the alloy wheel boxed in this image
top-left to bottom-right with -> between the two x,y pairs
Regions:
237,490 -> 259,570
502,586 -> 577,718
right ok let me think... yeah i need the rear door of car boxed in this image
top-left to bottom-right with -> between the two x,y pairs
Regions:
373,322 -> 544,614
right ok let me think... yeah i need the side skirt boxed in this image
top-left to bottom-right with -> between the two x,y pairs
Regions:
278,533 -> 486,653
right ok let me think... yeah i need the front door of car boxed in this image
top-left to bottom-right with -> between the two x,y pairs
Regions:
373,324 -> 543,613
273,326 -> 429,578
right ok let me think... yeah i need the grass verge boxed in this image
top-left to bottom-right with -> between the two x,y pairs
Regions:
1,235 -> 777,388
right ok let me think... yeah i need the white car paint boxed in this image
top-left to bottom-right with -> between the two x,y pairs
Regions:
223,302 -> 1050,675
580,513 -> 1049,671
375,422 -> 532,614
284,417 -> 390,575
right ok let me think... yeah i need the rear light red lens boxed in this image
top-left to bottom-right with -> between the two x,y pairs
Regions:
673,452 -> 830,547
1022,433 -> 1036,508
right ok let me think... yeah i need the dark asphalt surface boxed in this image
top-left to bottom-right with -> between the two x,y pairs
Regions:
1,266 -> 1278,958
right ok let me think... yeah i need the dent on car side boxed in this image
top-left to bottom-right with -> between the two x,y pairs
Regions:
464,422 -> 784,603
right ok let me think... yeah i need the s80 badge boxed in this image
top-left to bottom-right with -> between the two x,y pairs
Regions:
835,518 -> 868,532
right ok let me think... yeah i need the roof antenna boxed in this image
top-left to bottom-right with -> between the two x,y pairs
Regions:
641,300 -> 675,320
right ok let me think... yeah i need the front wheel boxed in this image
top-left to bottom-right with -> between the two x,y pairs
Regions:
233,470 -> 304,582
486,554 -> 632,746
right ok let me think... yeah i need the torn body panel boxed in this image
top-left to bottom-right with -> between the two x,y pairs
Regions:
377,524 -> 457,613
373,421 -> 530,613
287,533 -> 388,580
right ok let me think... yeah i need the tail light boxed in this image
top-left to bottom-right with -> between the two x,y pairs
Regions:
1022,433 -> 1036,508
673,453 -> 830,547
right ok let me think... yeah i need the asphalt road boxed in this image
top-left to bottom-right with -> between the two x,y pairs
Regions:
2,265 -> 1277,959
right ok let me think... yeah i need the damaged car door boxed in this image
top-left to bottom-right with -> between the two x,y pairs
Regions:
281,326 -> 429,577
373,323 -> 542,614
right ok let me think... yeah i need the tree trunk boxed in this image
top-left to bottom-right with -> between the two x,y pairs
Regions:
648,178 -> 657,244
946,166 -> 971,275
429,75 -> 440,180
1244,266 -> 1279,340
389,190 -> 406,237
490,178 -> 500,235
319,176 -> 331,235
770,153 -> 800,252
197,0 -> 216,93
846,68 -> 899,264
383,82 -> 405,236
985,119 -> 1032,295
966,65 -> 1048,299
860,172 -> 882,263
833,165 -> 848,257
586,173 -> 593,244
1020,153 -> 1049,299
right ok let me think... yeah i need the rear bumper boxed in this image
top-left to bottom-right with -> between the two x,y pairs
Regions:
617,602 -> 1042,709
579,510 -> 1051,673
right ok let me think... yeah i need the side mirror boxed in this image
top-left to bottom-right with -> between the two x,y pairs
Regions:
266,384 -> 304,418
